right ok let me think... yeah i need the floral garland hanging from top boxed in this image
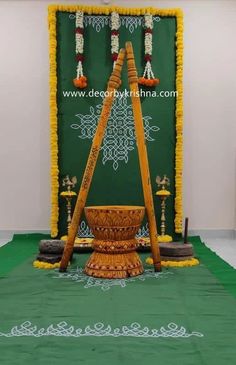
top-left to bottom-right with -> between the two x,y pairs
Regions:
73,11 -> 87,88
138,14 -> 160,87
111,12 -> 120,68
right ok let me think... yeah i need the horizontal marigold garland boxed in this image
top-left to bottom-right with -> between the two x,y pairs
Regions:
48,5 -> 183,237
33,258 -> 198,270
33,260 -> 61,269
146,257 -> 199,268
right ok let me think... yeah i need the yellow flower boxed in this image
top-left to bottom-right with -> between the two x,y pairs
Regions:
146,257 -> 153,265
158,235 -> 173,243
145,257 -> 199,268
156,189 -> 171,196
33,260 -> 61,270
60,191 -> 77,197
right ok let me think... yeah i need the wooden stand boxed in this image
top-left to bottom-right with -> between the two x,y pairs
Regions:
59,43 -> 162,273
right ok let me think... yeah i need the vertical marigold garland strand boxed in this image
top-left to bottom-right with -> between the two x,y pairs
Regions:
174,10 -> 184,234
48,7 -> 59,237
73,11 -> 87,88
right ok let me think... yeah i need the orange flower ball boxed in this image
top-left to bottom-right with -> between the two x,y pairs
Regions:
153,78 -> 160,86
73,78 -> 80,87
146,79 -> 153,87
81,81 -> 87,89
138,77 -> 145,85
73,76 -> 88,88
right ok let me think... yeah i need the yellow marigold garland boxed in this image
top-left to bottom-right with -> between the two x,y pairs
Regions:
33,260 -> 61,269
146,257 -> 199,268
174,10 -> 184,234
48,5 -> 184,237
48,7 -> 59,237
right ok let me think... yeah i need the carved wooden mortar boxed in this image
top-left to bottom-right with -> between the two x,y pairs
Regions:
84,205 -> 145,279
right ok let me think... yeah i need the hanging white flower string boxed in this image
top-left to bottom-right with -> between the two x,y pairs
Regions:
138,14 -> 159,87
73,11 -> 87,88
111,12 -> 120,68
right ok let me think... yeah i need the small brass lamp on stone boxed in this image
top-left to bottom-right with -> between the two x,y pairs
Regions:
156,175 -> 173,243
33,175 -> 78,266
60,175 -> 77,235
60,176 -> 93,248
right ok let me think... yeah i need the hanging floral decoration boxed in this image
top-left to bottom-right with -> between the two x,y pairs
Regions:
111,12 -> 120,67
138,14 -> 159,87
73,11 -> 87,88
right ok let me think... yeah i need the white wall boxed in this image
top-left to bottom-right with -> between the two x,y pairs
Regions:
0,0 -> 235,232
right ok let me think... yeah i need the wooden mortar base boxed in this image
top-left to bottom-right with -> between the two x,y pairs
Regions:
84,251 -> 144,279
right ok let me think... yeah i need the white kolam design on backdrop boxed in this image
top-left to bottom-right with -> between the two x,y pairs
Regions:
69,14 -> 161,33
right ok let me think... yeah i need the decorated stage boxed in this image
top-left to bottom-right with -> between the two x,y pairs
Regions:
1,5 -> 234,364
1,235 -> 236,364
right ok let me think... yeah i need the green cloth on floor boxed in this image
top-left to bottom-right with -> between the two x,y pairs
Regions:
0,235 -> 236,365
0,234 -> 50,276
189,236 -> 236,299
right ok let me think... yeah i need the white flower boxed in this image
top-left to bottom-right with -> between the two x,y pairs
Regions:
111,35 -> 119,53
76,34 -> 84,54
144,33 -> 152,55
76,60 -> 83,78
144,14 -> 153,29
75,11 -> 84,79
111,12 -> 120,63
143,61 -> 154,79
76,11 -> 84,28
142,14 -> 156,81
111,12 -> 120,30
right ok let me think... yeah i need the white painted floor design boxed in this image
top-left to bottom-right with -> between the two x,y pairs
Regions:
0,235 -> 235,269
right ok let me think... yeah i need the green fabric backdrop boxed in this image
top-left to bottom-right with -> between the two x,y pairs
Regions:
56,13 -> 178,238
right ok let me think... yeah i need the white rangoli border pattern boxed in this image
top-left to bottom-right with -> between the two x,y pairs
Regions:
78,220 -> 149,238
136,222 -> 150,238
71,97 -> 159,171
78,220 -> 93,237
69,14 -> 161,33
0,321 -> 203,338
52,269 -> 173,291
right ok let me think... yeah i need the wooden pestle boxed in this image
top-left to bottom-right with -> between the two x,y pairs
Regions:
125,41 -> 161,272
59,49 -> 126,272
